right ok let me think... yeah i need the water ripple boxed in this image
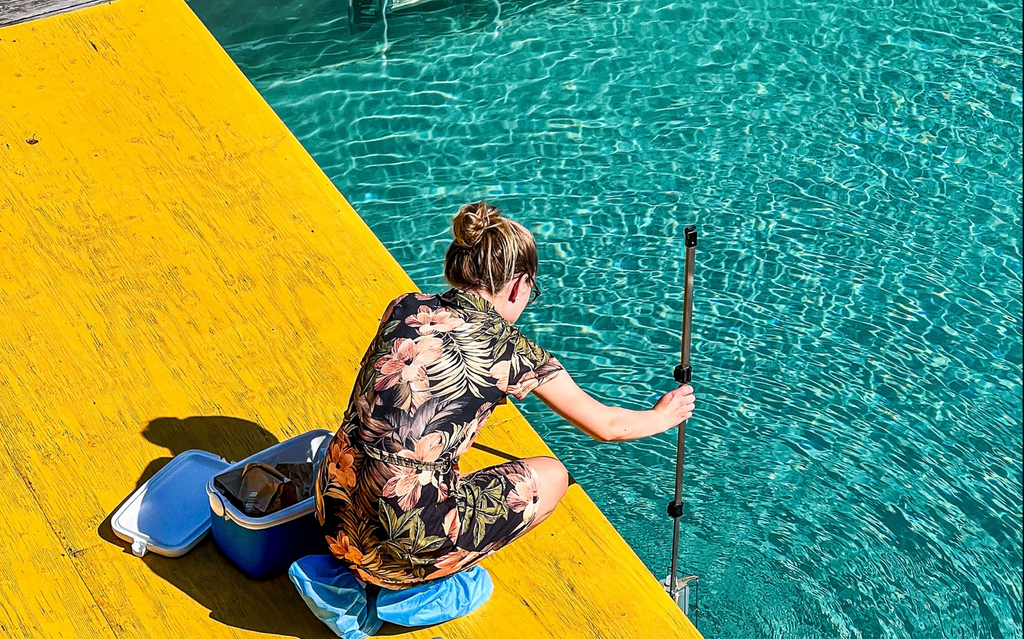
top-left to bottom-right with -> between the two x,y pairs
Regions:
189,0 -> 1023,636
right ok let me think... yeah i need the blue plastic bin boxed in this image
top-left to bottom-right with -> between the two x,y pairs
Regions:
207,430 -> 332,579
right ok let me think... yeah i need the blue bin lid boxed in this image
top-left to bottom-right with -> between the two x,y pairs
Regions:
112,450 -> 229,558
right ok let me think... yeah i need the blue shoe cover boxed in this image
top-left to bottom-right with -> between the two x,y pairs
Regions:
288,555 -> 382,639
376,565 -> 493,627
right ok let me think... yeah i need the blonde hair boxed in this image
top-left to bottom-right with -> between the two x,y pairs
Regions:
444,201 -> 538,296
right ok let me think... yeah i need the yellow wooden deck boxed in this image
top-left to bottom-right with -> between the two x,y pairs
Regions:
0,1 -> 702,637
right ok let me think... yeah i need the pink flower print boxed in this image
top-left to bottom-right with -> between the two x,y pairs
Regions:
480,540 -> 503,557
382,465 -> 431,511
382,432 -> 450,509
488,360 -> 510,393
431,548 -> 479,578
405,306 -> 465,335
507,371 -> 540,400
456,419 -> 480,456
506,468 -> 540,527
474,404 -> 493,422
374,336 -> 443,410
398,431 -> 447,465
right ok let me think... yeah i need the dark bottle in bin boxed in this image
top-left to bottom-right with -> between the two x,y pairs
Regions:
207,429 -> 332,579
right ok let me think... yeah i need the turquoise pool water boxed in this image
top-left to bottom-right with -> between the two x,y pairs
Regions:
189,0 -> 1022,635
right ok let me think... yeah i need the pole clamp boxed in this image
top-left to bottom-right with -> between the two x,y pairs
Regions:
673,365 -> 691,384
667,500 -> 683,518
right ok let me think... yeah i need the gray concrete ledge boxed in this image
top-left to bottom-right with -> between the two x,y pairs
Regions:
1,0 -> 111,27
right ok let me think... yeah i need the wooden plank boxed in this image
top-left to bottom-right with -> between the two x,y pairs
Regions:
0,0 -> 702,637
0,0 -> 109,27
0,446 -> 116,639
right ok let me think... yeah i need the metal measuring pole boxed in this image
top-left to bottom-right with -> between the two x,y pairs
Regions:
664,225 -> 698,624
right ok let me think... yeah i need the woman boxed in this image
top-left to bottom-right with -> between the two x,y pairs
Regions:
315,201 -> 695,590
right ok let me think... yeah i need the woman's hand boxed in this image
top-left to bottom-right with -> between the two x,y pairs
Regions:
651,384 -> 696,432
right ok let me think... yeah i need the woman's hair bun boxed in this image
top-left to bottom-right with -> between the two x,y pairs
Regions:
452,201 -> 502,248
445,200 -> 538,295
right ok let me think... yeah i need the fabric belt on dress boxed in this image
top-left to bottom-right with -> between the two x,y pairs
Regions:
353,439 -> 456,474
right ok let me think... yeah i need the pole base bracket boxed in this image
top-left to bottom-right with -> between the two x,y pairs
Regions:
663,573 -> 700,626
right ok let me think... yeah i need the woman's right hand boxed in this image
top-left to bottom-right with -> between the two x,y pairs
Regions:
651,384 -> 696,433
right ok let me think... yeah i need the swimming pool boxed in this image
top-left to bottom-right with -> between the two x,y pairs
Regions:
188,0 -> 1022,635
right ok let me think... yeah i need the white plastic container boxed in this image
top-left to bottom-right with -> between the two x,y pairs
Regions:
112,450 -> 229,557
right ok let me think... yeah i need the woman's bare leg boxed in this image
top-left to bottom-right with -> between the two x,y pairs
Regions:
517,456 -> 568,535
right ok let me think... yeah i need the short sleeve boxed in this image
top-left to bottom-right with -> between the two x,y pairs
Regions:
506,332 -> 564,400
379,293 -> 412,324
359,293 -> 412,368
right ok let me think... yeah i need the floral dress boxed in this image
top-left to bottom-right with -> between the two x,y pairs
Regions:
315,288 -> 564,590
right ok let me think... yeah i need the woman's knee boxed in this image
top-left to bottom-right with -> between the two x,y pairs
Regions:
522,456 -> 568,502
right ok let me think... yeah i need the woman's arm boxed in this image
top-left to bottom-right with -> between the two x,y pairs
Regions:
532,369 -> 695,443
